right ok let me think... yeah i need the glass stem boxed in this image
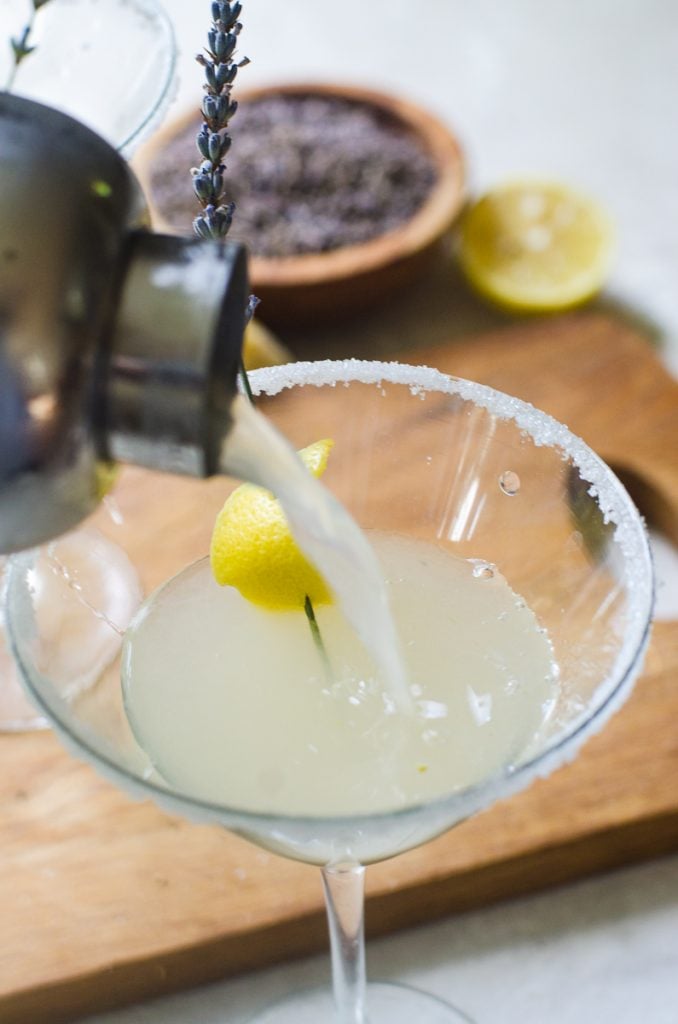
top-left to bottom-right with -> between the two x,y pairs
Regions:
321,861 -> 368,1024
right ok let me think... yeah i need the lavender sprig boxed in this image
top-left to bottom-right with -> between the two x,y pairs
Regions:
192,4 -> 256,403
6,0 -> 53,91
191,5 -> 331,674
192,1 -> 249,242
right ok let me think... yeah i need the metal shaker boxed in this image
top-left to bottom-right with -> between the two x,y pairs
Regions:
0,93 -> 248,553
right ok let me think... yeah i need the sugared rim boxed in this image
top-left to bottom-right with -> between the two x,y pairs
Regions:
6,360 -> 655,843
250,358 -> 654,617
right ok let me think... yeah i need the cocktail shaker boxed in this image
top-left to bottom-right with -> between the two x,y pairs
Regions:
0,94 -> 248,554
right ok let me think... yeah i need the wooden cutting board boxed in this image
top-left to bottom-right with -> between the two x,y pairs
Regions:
2,312 -> 678,1024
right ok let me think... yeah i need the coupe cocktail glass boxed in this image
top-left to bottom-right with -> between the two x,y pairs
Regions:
0,0 -> 177,731
6,361 -> 654,1023
2,0 -> 177,155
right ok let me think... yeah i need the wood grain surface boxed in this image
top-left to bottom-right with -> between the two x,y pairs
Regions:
2,312 -> 677,1023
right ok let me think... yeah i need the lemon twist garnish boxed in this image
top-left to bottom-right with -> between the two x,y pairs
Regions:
243,319 -> 292,371
210,439 -> 334,611
459,180 -> 614,313
94,460 -> 119,501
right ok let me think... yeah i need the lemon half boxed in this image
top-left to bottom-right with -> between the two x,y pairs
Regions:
243,319 -> 292,370
459,180 -> 614,313
210,439 -> 334,610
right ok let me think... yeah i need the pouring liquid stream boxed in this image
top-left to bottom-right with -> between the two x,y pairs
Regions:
219,395 -> 412,714
122,388 -> 559,827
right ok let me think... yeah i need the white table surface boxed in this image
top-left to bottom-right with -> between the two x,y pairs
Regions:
57,1 -> 678,1020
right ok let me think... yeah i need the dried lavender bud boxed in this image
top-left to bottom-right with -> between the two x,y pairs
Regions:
218,95 -> 238,125
245,293 -> 260,322
10,28 -> 33,61
196,124 -> 211,160
211,166 -> 225,195
5,0 -> 54,90
217,2 -> 242,30
210,132 -> 230,162
215,31 -> 238,63
201,94 -> 220,123
159,93 -> 438,258
204,63 -> 219,91
192,168 -> 216,204
214,62 -> 235,89
194,202 -> 235,240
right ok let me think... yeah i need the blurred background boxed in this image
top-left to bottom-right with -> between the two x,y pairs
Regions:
158,0 -> 678,368
2,2 -> 678,1022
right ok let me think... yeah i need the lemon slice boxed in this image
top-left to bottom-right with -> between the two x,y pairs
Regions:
94,460 -> 119,500
243,318 -> 293,371
459,180 -> 614,313
210,439 -> 334,610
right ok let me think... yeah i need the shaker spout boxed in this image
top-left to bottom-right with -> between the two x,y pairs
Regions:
102,234 -> 248,478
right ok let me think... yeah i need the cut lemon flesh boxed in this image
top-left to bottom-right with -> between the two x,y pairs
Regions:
243,318 -> 292,370
459,180 -> 614,312
210,439 -> 334,611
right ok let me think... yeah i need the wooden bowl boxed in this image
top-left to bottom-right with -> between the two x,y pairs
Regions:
133,82 -> 466,328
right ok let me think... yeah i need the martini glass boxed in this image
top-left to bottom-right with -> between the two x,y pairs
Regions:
0,0 -> 176,730
0,528 -> 142,731
5,361 -> 653,1023
2,0 -> 177,156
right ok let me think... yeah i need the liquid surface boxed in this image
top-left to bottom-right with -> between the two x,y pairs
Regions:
122,532 -> 557,818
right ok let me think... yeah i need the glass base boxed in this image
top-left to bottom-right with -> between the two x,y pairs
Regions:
246,981 -> 474,1023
